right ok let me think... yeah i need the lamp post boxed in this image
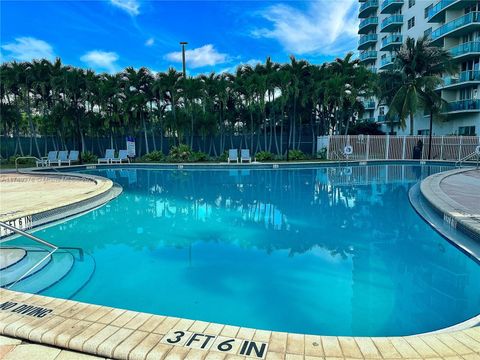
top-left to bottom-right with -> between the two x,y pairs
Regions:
180,42 -> 188,77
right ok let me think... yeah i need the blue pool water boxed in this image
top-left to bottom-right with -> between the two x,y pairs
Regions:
6,164 -> 480,336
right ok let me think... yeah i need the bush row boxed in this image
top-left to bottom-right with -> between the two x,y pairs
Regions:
5,146 -> 325,165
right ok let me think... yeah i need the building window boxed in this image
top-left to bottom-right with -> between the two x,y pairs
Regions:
424,28 -> 432,39
424,4 -> 433,18
458,126 -> 476,136
417,129 -> 430,135
409,0 -> 415,8
408,17 -> 415,29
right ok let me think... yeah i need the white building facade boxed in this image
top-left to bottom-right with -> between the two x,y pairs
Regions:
358,0 -> 480,136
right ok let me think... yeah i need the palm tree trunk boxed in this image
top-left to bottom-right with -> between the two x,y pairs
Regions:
409,113 -> 414,136
428,111 -> 433,160
142,113 -> 150,154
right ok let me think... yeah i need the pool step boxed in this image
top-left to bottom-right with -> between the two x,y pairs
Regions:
0,247 -> 52,287
10,251 -> 75,294
41,252 -> 95,299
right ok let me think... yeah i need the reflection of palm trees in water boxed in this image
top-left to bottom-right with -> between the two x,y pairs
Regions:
86,164 -> 452,258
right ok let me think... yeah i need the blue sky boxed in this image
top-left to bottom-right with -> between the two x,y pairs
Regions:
1,0 -> 360,75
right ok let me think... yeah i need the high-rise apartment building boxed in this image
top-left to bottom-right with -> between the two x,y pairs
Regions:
358,0 -> 480,136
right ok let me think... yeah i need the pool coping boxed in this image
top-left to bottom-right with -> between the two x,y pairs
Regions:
0,288 -> 479,360
0,171 -> 121,237
1,161 -> 480,359
419,167 -> 480,243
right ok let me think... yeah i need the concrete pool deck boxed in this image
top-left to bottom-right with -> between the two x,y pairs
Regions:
420,168 -> 480,241
0,163 -> 479,359
0,173 -> 113,223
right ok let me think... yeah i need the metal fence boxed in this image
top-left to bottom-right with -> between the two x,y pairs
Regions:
318,135 -> 480,161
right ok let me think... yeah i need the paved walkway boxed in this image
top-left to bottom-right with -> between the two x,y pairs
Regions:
0,335 -> 104,359
420,168 -> 480,238
0,173 -> 112,222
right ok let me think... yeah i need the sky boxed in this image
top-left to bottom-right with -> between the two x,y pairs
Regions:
0,0 -> 360,75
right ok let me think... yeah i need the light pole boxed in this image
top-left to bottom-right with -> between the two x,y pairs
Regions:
180,42 -> 188,77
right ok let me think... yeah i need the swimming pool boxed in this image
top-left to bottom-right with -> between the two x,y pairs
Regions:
4,164 -> 480,337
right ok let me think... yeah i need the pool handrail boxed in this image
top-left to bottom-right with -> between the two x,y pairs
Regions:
0,221 -> 57,250
455,151 -> 480,168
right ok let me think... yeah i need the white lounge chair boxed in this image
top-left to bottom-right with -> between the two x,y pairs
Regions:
36,151 -> 58,167
98,149 -> 115,164
49,151 -> 68,166
228,149 -> 238,163
61,150 -> 79,166
111,150 -> 130,164
241,149 -> 251,163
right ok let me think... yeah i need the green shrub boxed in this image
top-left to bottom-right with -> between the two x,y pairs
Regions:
317,148 -> 327,160
287,149 -> 307,161
8,155 -> 36,165
167,144 -> 192,162
216,151 -> 228,162
138,150 -> 165,162
189,151 -> 209,162
255,151 -> 274,161
82,151 -> 98,164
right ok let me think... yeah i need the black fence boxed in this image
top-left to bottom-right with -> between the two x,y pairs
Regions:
1,134 -> 317,159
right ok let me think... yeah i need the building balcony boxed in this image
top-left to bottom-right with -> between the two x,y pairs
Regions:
430,12 -> 480,45
358,34 -> 378,50
443,99 -> 480,113
441,70 -> 480,89
379,56 -> 396,69
427,0 -> 477,23
449,41 -> 480,60
380,0 -> 404,14
380,34 -> 403,51
359,50 -> 378,63
363,100 -> 376,109
380,14 -> 403,32
358,17 -> 379,34
359,0 -> 379,18
377,114 -> 400,123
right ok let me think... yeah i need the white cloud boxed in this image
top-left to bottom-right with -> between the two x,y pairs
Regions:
252,1 -> 359,55
219,59 -> 262,74
145,38 -> 155,47
80,50 -> 119,73
1,37 -> 55,61
165,44 -> 228,69
110,0 -> 140,16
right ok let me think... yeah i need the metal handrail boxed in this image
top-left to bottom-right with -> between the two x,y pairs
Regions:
455,152 -> 480,168
0,221 -> 58,289
0,221 -> 57,250
15,156 -> 40,172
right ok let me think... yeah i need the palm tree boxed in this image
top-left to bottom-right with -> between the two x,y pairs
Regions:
388,36 -> 456,145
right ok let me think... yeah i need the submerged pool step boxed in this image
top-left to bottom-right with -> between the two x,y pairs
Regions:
0,247 -> 52,287
41,252 -> 95,299
9,251 -> 75,294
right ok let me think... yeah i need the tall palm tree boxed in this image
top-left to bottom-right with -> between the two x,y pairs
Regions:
388,36 -> 456,144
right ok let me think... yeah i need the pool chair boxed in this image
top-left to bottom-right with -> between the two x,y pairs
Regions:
36,151 -> 58,167
50,150 -> 69,166
61,150 -> 79,166
111,150 -> 130,164
241,149 -> 251,163
228,149 -> 238,163
98,149 -> 115,164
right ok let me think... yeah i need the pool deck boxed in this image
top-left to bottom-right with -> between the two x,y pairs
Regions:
420,168 -> 480,240
0,288 -> 479,360
0,173 -> 113,223
0,164 -> 480,359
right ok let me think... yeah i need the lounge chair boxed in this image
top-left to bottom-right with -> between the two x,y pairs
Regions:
36,151 -> 58,167
241,149 -> 251,163
61,150 -> 79,166
111,150 -> 130,164
49,151 -> 68,166
98,149 -> 115,164
228,149 -> 238,163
